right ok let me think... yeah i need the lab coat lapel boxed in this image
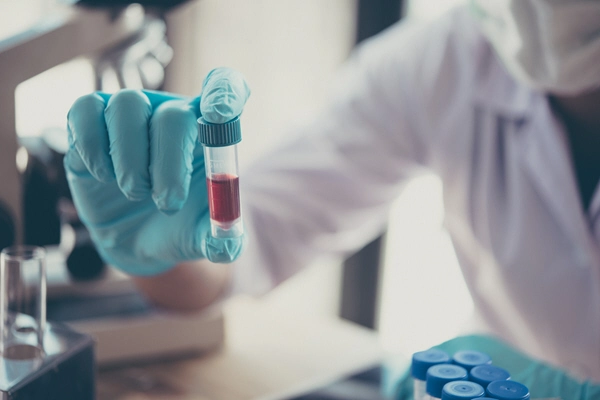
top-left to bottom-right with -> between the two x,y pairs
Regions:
518,95 -> 597,261
473,53 -> 596,260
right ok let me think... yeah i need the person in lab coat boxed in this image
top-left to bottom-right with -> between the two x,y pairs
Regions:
65,0 -> 600,381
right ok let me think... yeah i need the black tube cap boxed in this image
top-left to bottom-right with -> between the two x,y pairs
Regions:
197,116 -> 241,147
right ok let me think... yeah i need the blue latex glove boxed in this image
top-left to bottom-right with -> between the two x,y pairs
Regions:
388,335 -> 600,400
65,68 -> 251,276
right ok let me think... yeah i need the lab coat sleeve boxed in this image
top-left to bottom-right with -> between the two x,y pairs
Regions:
230,10 -> 473,296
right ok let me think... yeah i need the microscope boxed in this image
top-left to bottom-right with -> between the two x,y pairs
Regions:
0,1 -> 223,397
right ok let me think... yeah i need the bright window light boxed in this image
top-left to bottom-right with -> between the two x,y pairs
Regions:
16,58 -> 94,137
379,174 -> 473,356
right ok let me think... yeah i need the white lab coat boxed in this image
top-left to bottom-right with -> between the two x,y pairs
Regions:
236,7 -> 600,380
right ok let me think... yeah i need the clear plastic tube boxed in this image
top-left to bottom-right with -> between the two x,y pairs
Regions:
0,246 -> 46,360
203,144 -> 243,239
414,378 -> 427,400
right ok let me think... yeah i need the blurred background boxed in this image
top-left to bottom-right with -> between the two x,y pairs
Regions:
0,0 -> 471,363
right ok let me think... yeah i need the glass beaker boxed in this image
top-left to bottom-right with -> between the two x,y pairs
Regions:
0,246 -> 46,360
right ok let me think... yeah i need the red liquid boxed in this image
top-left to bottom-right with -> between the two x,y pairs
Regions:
206,174 -> 241,223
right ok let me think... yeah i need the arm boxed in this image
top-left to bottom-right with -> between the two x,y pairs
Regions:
220,19 -> 444,297
68,11 -> 460,309
136,16 -> 448,306
132,261 -> 230,312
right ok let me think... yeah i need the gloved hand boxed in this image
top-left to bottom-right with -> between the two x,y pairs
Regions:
65,68 -> 251,276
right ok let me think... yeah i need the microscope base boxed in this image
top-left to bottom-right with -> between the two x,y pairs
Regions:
0,322 -> 94,400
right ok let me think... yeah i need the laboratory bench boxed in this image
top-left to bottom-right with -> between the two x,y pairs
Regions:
96,297 -> 384,400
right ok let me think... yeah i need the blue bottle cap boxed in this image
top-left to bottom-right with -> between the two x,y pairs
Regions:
452,351 -> 492,371
441,380 -> 485,400
426,364 -> 468,398
197,116 -> 242,147
486,380 -> 530,400
412,349 -> 451,380
469,365 -> 511,387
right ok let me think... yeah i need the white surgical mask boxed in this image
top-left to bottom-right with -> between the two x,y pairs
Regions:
471,0 -> 600,95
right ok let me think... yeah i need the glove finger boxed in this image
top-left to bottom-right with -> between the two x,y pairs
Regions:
64,148 -> 100,226
64,146 -> 92,177
200,67 -> 251,124
143,90 -> 201,118
186,213 -> 245,263
67,93 -> 114,182
105,89 -> 153,201
64,147 -> 133,227
97,90 -> 191,109
149,99 -> 199,214
205,235 -> 246,263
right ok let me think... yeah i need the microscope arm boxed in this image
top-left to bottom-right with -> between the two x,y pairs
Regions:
0,3 -> 146,245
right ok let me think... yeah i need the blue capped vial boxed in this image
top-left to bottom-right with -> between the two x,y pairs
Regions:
486,380 -> 530,400
441,381 -> 485,400
452,351 -> 492,372
412,349 -> 451,400
426,364 -> 468,400
469,365 -> 510,389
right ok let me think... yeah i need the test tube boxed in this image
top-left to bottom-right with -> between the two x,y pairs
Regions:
412,349 -> 451,400
426,364 -> 468,400
198,116 -> 243,239
441,381 -> 484,400
486,380 -> 530,400
468,365 -> 510,389
0,246 -> 46,360
452,351 -> 492,372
